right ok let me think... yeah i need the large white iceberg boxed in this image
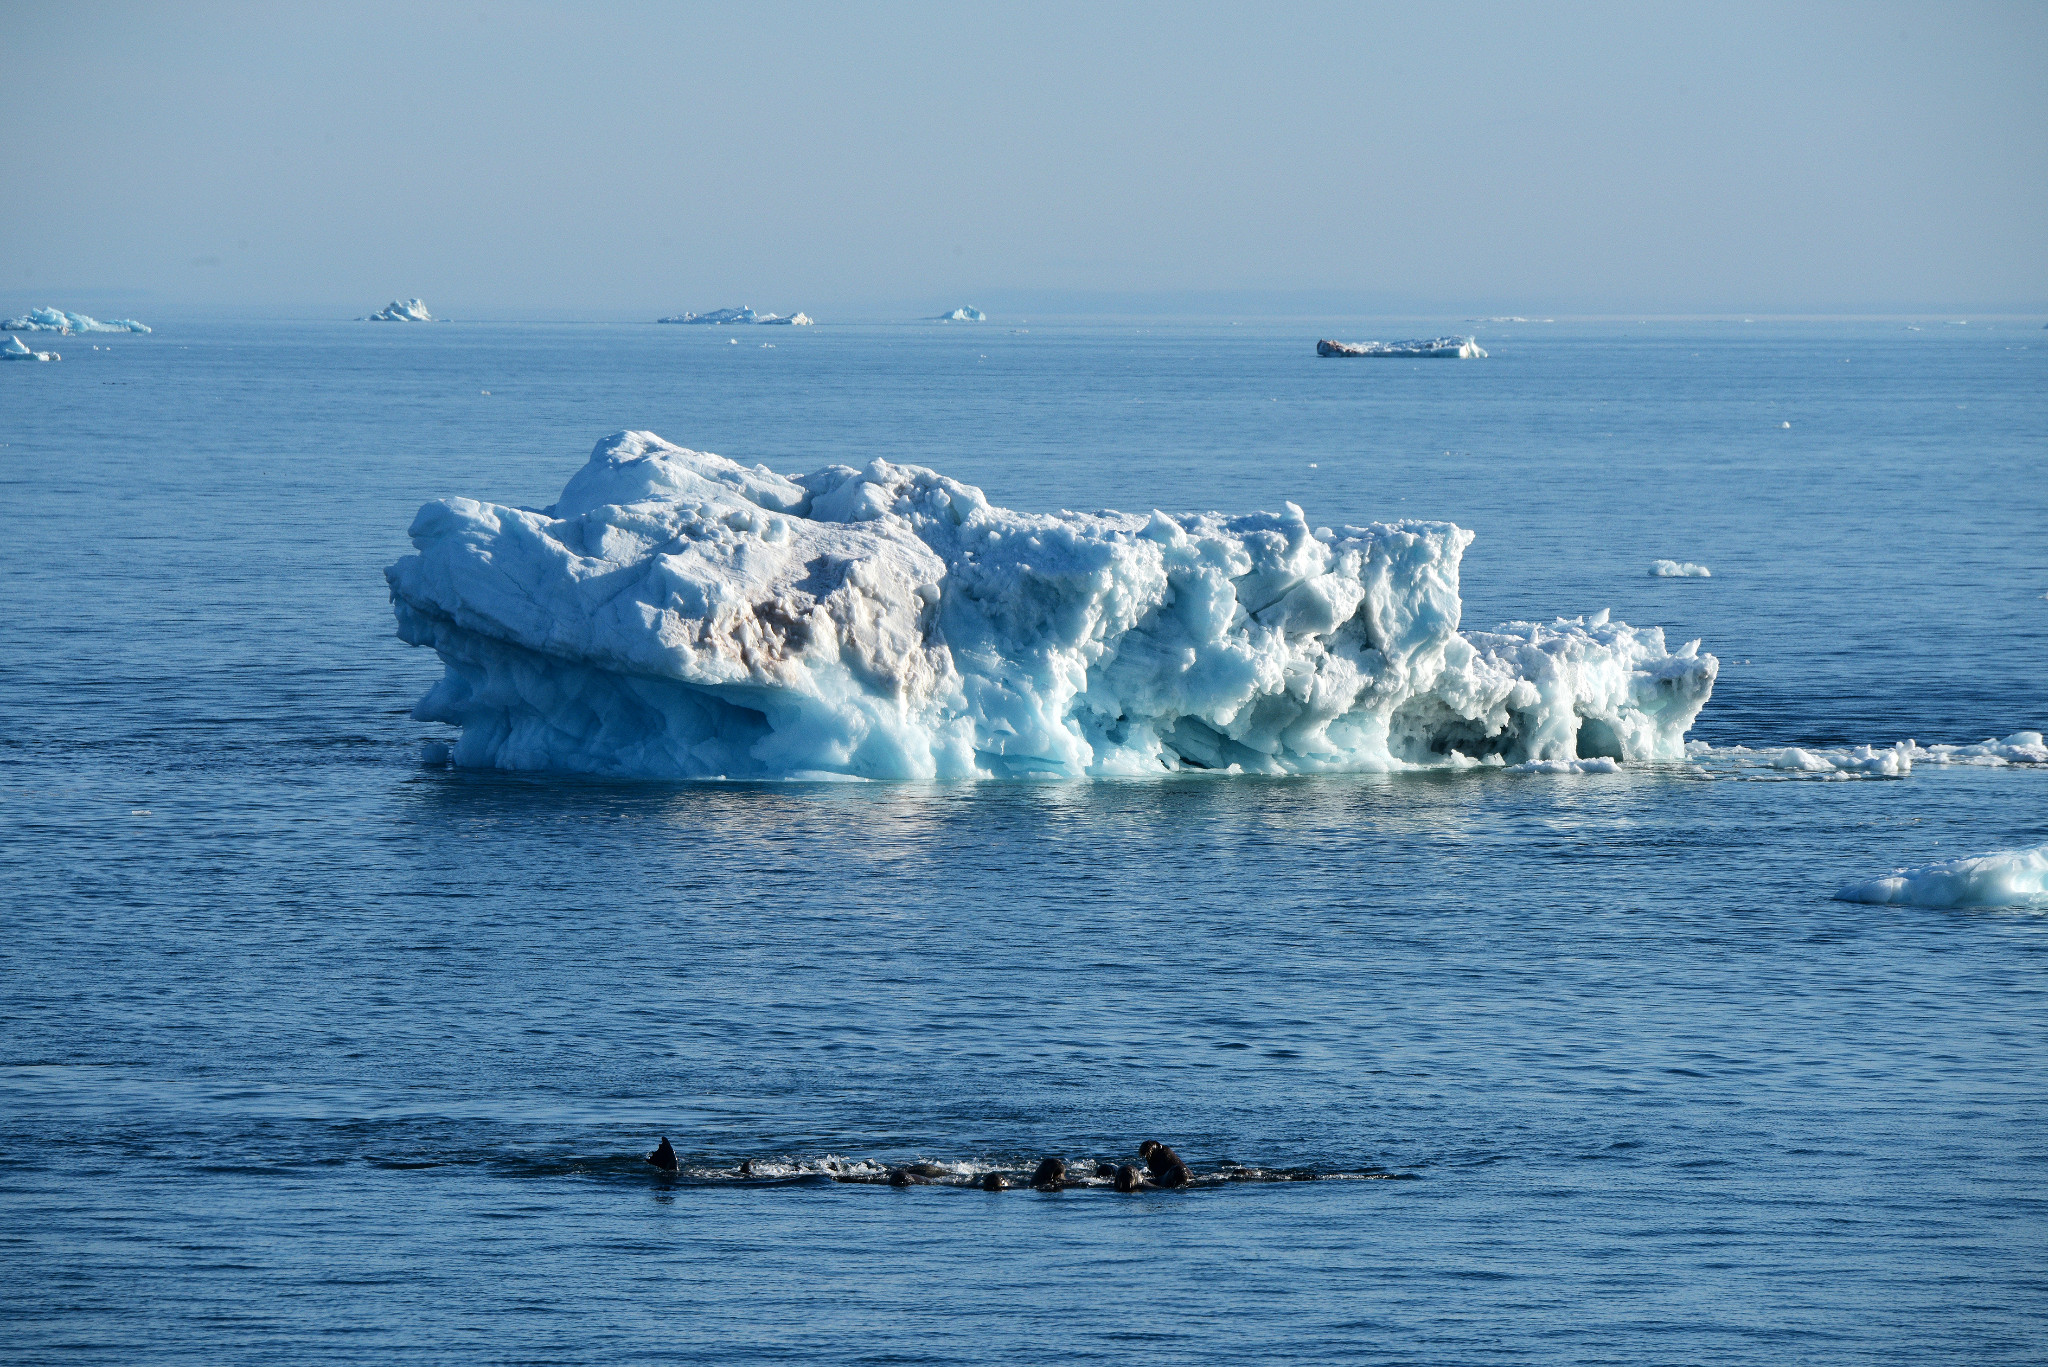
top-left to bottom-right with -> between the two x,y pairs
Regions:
1317,337 -> 1486,358
2,335 -> 59,361
2,307 -> 149,334
933,307 -> 986,322
387,432 -> 1718,780
658,307 -> 813,326
1835,843 -> 2048,909
364,298 -> 435,322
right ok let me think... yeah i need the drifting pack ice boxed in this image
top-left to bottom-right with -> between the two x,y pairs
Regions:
2,335 -> 59,361
658,307 -> 813,325
2,306 -> 149,334
1317,337 -> 1487,358
1649,560 -> 1711,578
388,431 -> 1718,780
364,299 -> 435,322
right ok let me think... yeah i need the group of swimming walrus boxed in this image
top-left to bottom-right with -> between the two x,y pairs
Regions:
644,1137 -> 1240,1192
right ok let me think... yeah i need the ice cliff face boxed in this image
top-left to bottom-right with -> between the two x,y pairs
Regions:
387,431 -> 1718,780
2,307 -> 149,334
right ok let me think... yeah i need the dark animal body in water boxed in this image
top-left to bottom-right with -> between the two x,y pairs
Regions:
1031,1157 -> 1066,1189
1139,1140 -> 1191,1187
1094,1162 -> 1117,1179
887,1168 -> 918,1187
981,1172 -> 1009,1191
646,1137 -> 678,1173
1113,1163 -> 1147,1193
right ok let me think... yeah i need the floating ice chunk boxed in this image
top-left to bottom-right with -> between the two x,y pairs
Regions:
1684,733 -> 2047,779
659,307 -> 813,325
1649,560 -> 1711,578
1835,843 -> 2048,909
1506,757 -> 1621,774
387,431 -> 1719,780
1,335 -> 58,361
933,307 -> 986,322
364,298 -> 435,322
1317,337 -> 1486,358
2,306 -> 149,334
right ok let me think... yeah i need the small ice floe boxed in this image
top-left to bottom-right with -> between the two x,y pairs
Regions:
2,335 -> 59,361
1649,560 -> 1711,578
2,306 -> 149,334
659,307 -> 813,325
932,306 -> 986,322
1685,732 -> 2046,781
1317,337 -> 1486,358
1507,757 -> 1622,774
363,298 -> 435,322
1835,843 -> 2048,910
1465,316 -> 1553,323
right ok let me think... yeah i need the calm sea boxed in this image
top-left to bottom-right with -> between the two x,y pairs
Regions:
2,316 -> 2044,1364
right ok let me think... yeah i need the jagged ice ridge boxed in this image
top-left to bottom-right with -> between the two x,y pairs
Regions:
2,307 -> 149,334
387,431 -> 1719,780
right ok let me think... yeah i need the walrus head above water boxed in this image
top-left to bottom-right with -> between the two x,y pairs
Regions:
1138,1140 -> 1190,1182
1031,1157 -> 1066,1189
981,1172 -> 1009,1191
1112,1163 -> 1147,1193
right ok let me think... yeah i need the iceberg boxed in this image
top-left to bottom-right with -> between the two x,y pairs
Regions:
1317,337 -> 1487,358
933,307 -> 986,322
387,431 -> 1718,781
364,298 -> 435,322
2,335 -> 59,361
658,307 -> 813,326
1649,560 -> 1711,578
2,307 -> 149,334
1835,843 -> 2048,910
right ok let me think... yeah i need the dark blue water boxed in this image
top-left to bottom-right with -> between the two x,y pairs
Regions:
2,318 -> 2044,1363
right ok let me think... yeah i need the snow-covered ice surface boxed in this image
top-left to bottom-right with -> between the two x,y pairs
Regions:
1650,560 -> 1712,578
2,307 -> 149,334
1318,337 -> 1487,358
364,299 -> 435,322
2,335 -> 59,361
1835,843 -> 2048,909
933,307 -> 986,322
659,308 -> 813,325
388,431 -> 1718,780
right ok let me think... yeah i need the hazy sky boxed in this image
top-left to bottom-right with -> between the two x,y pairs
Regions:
5,2 -> 2044,317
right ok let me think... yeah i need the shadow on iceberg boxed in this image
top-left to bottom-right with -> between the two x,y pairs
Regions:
387,432 -> 1718,780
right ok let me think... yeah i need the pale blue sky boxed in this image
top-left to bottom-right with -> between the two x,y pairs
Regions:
4,1 -> 2043,317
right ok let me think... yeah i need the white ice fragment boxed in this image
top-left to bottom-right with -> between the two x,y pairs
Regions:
387,430 -> 1721,780
1835,843 -> 2048,909
1,335 -> 58,361
659,307 -> 814,325
363,298 -> 435,322
1317,337 -> 1486,358
932,307 -> 986,322
1649,560 -> 1711,578
1,306 -> 149,334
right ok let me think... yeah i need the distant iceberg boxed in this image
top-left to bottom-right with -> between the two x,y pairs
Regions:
388,430 -> 1717,781
1649,560 -> 1711,578
1835,843 -> 2048,909
2,306 -> 149,334
364,299 -> 435,322
2,335 -> 59,361
1317,337 -> 1486,358
933,307 -> 986,322
658,307 -> 813,326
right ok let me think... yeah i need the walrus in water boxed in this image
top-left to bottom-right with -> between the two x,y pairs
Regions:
981,1172 -> 1009,1191
887,1168 -> 920,1187
646,1137 -> 679,1173
1112,1163 -> 1149,1193
1094,1162 -> 1117,1179
1031,1157 -> 1066,1190
1138,1140 -> 1191,1187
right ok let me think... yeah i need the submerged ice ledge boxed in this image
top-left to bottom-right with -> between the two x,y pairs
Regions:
388,431 -> 1718,780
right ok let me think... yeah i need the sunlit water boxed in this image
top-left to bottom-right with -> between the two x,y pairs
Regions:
2,317 -> 2044,1363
